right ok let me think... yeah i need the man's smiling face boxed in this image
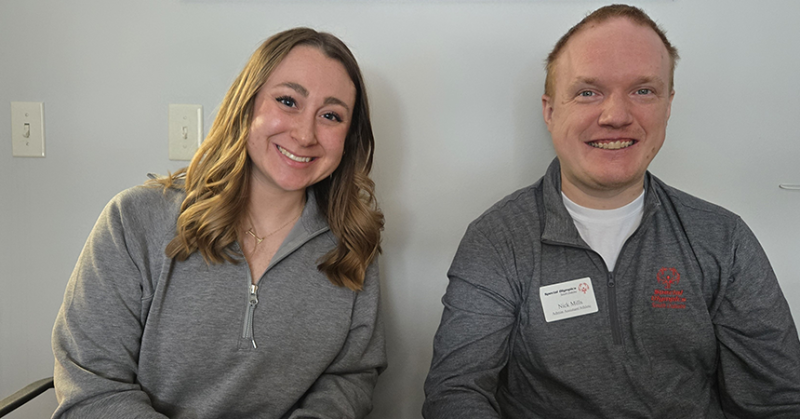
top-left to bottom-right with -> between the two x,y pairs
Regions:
542,17 -> 674,207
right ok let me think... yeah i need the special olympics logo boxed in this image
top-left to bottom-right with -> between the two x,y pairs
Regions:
657,268 -> 680,289
578,283 -> 589,294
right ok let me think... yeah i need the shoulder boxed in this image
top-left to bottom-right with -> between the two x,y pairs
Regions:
110,183 -> 183,220
651,175 -> 740,226
451,181 -> 544,273
469,180 -> 543,237
100,182 -> 185,246
649,175 -> 754,258
114,182 -> 183,208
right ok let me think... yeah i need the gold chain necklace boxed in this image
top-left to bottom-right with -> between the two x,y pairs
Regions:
246,212 -> 301,246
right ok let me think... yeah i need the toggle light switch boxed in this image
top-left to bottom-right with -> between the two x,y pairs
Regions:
168,104 -> 203,161
11,102 -> 45,157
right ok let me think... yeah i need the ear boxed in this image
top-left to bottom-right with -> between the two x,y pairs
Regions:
666,89 -> 675,120
542,94 -> 555,131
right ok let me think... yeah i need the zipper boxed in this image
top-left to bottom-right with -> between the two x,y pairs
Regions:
235,210 -> 330,351
607,272 -> 622,346
542,239 -> 626,346
604,197 -> 657,347
542,189 -> 658,348
241,284 -> 259,349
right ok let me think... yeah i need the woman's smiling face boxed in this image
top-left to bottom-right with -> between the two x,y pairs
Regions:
246,45 -> 356,196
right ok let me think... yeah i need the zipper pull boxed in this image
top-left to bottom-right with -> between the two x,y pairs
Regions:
243,284 -> 259,349
249,284 -> 259,304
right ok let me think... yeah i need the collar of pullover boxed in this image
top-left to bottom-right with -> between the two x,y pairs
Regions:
540,157 -> 661,247
267,189 -> 331,270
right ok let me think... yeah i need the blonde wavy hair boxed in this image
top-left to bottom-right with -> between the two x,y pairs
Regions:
156,28 -> 383,291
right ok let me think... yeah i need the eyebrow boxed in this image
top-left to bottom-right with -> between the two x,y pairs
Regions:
572,76 -> 667,88
573,77 -> 600,87
630,76 -> 667,87
280,82 -> 309,97
323,97 -> 351,113
279,82 -> 351,113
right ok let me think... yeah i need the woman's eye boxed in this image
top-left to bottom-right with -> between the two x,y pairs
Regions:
276,96 -> 296,107
322,112 -> 342,123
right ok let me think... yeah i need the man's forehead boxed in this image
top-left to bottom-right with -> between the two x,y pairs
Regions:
568,17 -> 667,54
555,18 -> 672,82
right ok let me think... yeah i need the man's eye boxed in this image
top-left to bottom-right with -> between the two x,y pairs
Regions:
578,91 -> 595,97
322,112 -> 342,123
636,88 -> 652,95
276,96 -> 296,107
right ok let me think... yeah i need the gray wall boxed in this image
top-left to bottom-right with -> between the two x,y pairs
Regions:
2,1 -> 798,418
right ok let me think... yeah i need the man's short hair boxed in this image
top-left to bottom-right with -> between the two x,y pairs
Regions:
544,4 -> 680,97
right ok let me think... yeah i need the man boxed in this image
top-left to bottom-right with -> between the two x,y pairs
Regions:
423,4 -> 800,418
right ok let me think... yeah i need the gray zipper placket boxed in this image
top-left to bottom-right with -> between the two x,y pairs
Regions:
606,271 -> 622,345
237,222 -> 330,351
543,197 -> 659,347
604,199 -> 659,346
242,283 -> 259,349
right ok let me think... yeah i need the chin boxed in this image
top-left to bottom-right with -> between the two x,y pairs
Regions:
595,173 -> 644,190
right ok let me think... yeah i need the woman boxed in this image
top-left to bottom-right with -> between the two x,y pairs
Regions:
52,28 -> 385,419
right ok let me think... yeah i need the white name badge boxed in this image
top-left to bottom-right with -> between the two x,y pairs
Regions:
540,277 -> 598,322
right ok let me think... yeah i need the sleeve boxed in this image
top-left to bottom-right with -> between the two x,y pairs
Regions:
713,218 -> 800,418
288,260 -> 387,419
51,194 -> 169,419
422,223 -> 520,419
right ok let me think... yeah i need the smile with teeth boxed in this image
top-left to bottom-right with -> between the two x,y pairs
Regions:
589,140 -> 635,150
277,145 -> 314,163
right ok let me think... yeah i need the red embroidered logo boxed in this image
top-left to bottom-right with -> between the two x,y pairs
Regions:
657,267 -> 680,289
578,283 -> 589,294
651,267 -> 687,310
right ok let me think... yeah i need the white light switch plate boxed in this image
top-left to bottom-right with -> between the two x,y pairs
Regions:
169,104 -> 202,161
11,102 -> 45,157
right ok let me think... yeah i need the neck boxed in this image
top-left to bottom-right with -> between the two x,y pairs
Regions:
561,175 -> 644,210
245,179 -> 307,233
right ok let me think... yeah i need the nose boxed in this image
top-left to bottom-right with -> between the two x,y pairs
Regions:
598,93 -> 634,128
291,112 -> 317,147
